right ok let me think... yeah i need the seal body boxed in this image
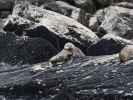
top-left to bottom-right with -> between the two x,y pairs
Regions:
64,42 -> 85,58
49,42 -> 85,65
119,45 -> 133,63
49,49 -> 73,65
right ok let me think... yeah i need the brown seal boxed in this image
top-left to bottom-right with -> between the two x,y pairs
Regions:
49,42 -> 85,65
119,45 -> 133,63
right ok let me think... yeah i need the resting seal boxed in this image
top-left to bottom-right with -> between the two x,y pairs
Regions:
49,42 -> 85,65
119,45 -> 133,63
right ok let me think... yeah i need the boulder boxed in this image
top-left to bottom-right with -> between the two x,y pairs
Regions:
89,9 -> 105,33
42,1 -> 81,20
42,1 -> 91,27
89,4 -> 133,38
0,32 -> 57,65
4,3 -> 99,54
0,0 -> 14,11
87,34 -> 133,55
0,0 -> 14,18
0,54 -> 133,99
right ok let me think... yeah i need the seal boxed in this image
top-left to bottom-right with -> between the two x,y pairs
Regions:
49,42 -> 85,65
119,45 -> 133,63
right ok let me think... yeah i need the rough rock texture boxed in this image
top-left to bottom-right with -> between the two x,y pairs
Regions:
0,0 -> 14,18
115,2 -> 133,9
89,9 -> 105,33
42,0 -> 91,27
87,34 -> 133,55
0,54 -> 132,99
0,32 -> 57,65
3,3 -> 99,54
42,1 -> 80,20
89,4 -> 133,38
0,0 -> 133,100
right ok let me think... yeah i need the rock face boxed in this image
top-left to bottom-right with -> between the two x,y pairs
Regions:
42,1 -> 81,20
0,54 -> 133,100
87,34 -> 133,55
1,0 -> 133,100
0,0 -> 14,18
3,3 -> 99,54
0,32 -> 57,65
89,4 -> 133,38
49,42 -> 85,65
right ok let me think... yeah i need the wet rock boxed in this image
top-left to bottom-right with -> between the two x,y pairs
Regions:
0,32 -> 57,65
4,3 -> 99,54
87,34 -> 133,55
72,0 -> 96,13
0,54 -> 133,99
0,0 -> 14,11
3,15 -> 35,35
42,1 -> 91,27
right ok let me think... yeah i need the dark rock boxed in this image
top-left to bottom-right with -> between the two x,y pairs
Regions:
89,9 -> 105,33
115,2 -> 133,9
0,0 -> 14,18
0,11 -> 10,18
0,19 -> 5,32
0,54 -> 133,99
89,4 -> 133,38
4,3 -> 99,54
62,0 -> 96,13
87,34 -> 133,56
3,15 -> 35,35
0,32 -> 57,65
0,0 -> 14,11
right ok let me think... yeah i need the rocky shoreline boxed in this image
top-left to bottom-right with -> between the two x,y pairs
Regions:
0,0 -> 133,100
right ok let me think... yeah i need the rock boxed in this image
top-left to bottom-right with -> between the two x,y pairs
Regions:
0,0 -> 14,18
92,0 -> 133,9
0,32 -> 57,65
0,11 -> 11,18
0,54 -> 133,99
115,2 -> 133,9
89,4 -> 133,38
0,0 -> 14,11
87,34 -> 133,56
15,0 -> 54,6
61,0 -> 131,13
42,1 -> 80,20
4,3 -> 99,54
0,19 -> 5,32
62,0 -> 96,13
42,1 -> 92,27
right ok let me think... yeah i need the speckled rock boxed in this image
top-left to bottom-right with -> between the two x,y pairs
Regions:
3,3 -> 99,54
87,34 -> 133,56
0,32 -> 57,65
89,4 -> 133,38
0,54 -> 132,99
